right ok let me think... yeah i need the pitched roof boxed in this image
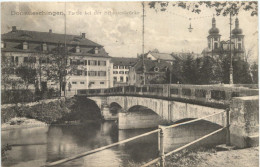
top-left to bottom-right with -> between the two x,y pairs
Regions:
2,30 -> 101,47
148,52 -> 174,61
111,57 -> 138,66
1,29 -> 110,58
134,58 -> 172,73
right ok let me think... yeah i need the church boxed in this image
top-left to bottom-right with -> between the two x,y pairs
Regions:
202,16 -> 245,60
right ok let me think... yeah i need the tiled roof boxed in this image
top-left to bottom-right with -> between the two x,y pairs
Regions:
2,30 -> 101,47
134,58 -> 172,72
148,52 -> 174,61
111,57 -> 138,66
1,29 -> 110,58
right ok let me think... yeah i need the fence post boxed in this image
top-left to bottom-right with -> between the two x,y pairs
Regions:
226,108 -> 231,146
159,128 -> 165,167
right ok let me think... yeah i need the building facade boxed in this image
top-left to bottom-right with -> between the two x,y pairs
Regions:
202,17 -> 245,59
128,58 -> 172,86
111,57 -> 137,86
1,26 -> 113,91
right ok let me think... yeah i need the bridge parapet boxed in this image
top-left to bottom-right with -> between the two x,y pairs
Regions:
77,84 -> 258,107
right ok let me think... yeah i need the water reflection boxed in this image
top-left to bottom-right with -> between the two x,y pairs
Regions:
2,120 -> 225,167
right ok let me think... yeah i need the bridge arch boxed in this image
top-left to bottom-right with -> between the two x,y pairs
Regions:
109,102 -> 122,115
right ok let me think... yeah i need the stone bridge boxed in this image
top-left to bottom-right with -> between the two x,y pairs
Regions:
77,84 -> 259,148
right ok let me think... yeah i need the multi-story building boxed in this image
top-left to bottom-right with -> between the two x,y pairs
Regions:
1,26 -> 113,91
128,58 -> 172,85
111,57 -> 137,86
202,16 -> 245,59
146,51 -> 174,65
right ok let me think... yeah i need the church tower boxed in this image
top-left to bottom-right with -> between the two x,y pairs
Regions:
232,18 -> 245,53
207,16 -> 221,52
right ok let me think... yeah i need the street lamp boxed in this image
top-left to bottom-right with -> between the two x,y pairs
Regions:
229,12 -> 233,85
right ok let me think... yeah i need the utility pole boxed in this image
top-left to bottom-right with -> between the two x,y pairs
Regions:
63,2 -> 67,96
229,12 -> 233,85
142,2 -> 146,85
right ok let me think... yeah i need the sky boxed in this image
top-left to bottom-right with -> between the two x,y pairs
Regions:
1,1 -> 258,62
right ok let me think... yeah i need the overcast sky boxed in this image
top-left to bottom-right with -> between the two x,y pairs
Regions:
1,2 -> 258,62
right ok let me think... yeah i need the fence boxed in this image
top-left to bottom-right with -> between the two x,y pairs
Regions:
44,108 -> 229,167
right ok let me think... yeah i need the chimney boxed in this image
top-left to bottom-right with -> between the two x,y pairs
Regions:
49,29 -> 52,33
12,26 -> 16,32
82,33 -> 86,38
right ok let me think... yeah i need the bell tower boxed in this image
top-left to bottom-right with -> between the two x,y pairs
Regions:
207,16 -> 221,52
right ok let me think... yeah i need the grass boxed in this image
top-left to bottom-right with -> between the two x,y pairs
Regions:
125,147 -> 216,167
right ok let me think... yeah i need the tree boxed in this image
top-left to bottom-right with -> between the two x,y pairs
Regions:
1,55 -> 14,90
149,1 -> 258,16
45,43 -> 69,97
251,62 -> 258,84
16,66 -> 37,89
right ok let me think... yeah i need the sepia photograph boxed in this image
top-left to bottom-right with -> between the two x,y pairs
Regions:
1,1 -> 259,167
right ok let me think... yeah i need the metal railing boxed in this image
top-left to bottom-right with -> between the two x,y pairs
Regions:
77,84 -> 258,107
44,108 -> 229,167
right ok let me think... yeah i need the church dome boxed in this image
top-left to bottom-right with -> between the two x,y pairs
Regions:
232,18 -> 243,35
208,17 -> 219,35
209,27 -> 220,34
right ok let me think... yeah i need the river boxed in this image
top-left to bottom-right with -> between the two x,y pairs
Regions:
2,120 -> 225,167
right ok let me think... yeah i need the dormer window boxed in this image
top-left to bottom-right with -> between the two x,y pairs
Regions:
42,43 -> 47,51
76,46 -> 80,53
1,41 -> 5,48
23,42 -> 28,50
154,67 -> 159,72
95,47 -> 99,54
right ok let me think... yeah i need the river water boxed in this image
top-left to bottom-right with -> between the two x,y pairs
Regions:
2,120 -> 225,167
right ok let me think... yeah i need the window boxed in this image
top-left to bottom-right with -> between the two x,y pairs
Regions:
89,81 -> 95,85
98,61 -> 106,66
113,65 -> 118,69
208,42 -> 211,48
88,60 -> 97,66
125,66 -> 130,69
214,43 -> 218,49
15,57 -> 18,64
24,57 -> 28,63
119,66 -> 124,69
80,81 -> 85,84
88,71 -> 97,76
238,43 -> 242,50
23,42 -> 28,50
1,41 -> 5,48
84,71 -> 88,76
95,47 -> 99,54
29,57 -> 36,63
72,82 -> 77,84
238,37 -> 242,41
214,37 -> 218,41
120,76 -> 124,82
113,71 -> 118,74
154,67 -> 159,72
113,77 -> 117,81
77,70 -> 83,76
125,71 -> 129,74
119,71 -> 124,74
98,71 -> 106,76
100,82 -> 105,84
126,77 -> 128,82
43,43 -> 47,51
76,46 -> 80,53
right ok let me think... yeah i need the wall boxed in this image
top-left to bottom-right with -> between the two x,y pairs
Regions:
118,111 -> 164,129
230,96 -> 259,148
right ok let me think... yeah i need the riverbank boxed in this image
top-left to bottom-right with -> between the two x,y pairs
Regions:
194,146 -> 258,167
164,146 -> 258,167
1,117 -> 48,131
